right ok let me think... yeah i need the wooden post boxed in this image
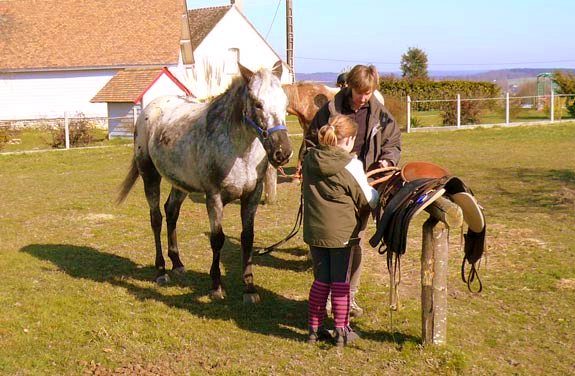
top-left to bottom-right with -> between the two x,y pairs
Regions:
421,197 -> 462,345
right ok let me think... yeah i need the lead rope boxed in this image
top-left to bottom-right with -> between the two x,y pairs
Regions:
254,194 -> 303,256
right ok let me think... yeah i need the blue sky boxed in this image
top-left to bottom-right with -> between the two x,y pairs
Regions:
188,0 -> 575,73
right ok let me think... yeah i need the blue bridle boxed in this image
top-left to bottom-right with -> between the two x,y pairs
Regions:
243,116 -> 287,141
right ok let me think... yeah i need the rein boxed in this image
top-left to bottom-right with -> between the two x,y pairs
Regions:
244,116 -> 287,141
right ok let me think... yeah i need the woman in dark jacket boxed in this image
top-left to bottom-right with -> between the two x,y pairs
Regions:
306,64 -> 401,317
303,114 -> 379,347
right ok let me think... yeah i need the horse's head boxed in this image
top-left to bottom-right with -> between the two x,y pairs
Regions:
239,61 -> 292,168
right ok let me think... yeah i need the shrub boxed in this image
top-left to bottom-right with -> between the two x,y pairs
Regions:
552,71 -> 575,117
0,127 -> 9,151
410,116 -> 423,128
441,100 -> 482,126
379,77 -> 500,111
51,114 -> 95,148
383,95 -> 406,130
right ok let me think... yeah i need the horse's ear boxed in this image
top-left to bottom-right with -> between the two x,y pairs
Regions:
238,62 -> 254,82
272,60 -> 283,80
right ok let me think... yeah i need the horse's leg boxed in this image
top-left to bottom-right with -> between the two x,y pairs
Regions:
240,185 -> 263,304
141,166 -> 168,284
206,193 -> 226,300
263,164 -> 277,205
164,187 -> 188,275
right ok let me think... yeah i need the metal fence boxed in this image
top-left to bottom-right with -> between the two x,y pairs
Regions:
405,92 -> 575,132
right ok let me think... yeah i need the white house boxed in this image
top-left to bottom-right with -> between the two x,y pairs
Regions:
0,0 -> 291,122
91,68 -> 191,137
0,0 -> 184,121
182,4 -> 292,98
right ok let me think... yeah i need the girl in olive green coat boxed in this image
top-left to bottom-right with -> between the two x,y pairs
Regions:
303,115 -> 379,347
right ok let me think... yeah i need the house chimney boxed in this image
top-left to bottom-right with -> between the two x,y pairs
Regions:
231,0 -> 243,13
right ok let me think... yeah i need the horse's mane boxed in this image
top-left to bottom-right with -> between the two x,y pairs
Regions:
205,76 -> 246,132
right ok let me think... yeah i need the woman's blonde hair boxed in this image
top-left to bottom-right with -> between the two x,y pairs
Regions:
346,64 -> 379,93
318,115 -> 358,147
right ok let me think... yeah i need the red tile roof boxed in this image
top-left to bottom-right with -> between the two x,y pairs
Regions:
187,6 -> 231,51
0,0 -> 183,72
91,68 -> 165,103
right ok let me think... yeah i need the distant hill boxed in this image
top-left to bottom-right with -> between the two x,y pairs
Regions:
442,68 -> 575,82
296,68 -> 575,84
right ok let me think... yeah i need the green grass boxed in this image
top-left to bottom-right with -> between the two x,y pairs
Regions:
0,128 -> 132,153
1,123 -> 574,375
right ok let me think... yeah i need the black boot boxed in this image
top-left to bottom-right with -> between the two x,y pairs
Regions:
334,326 -> 360,347
308,326 -> 333,344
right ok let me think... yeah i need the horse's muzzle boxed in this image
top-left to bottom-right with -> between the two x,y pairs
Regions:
271,148 -> 291,167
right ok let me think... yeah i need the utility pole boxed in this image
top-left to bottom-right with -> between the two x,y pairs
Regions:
286,0 -> 294,82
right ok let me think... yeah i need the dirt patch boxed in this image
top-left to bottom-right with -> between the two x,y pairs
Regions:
556,187 -> 575,208
82,213 -> 116,222
557,278 -> 575,290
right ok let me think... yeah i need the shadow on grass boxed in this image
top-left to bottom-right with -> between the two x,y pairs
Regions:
222,234 -> 311,272
20,243 -> 306,341
490,167 -> 575,212
21,240 -> 418,346
357,329 -> 420,348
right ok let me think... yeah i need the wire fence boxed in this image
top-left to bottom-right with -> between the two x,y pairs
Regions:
404,93 -> 575,132
2,92 -> 574,152
0,113 -> 136,153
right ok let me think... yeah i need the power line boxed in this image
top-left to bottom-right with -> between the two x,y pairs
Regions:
265,0 -> 282,40
295,56 -> 575,67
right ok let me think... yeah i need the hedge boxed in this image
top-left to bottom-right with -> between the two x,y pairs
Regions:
379,78 -> 501,111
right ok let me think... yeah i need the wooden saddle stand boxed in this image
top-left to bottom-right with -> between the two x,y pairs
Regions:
367,161 -> 487,345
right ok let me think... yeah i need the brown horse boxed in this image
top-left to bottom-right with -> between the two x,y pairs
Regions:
282,82 -> 385,169
262,82 -> 384,204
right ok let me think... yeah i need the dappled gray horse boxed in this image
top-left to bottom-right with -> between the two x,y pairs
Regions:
117,61 -> 292,303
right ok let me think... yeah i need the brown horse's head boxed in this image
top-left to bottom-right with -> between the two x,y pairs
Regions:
239,61 -> 292,168
283,82 -> 337,127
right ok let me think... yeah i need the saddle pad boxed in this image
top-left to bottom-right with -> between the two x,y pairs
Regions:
451,192 -> 485,232
401,161 -> 450,182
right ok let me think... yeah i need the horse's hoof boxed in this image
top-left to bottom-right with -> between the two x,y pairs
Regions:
209,288 -> 226,300
155,274 -> 170,285
243,293 -> 261,304
172,266 -> 186,275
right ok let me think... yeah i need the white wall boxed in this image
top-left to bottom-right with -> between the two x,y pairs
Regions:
108,102 -> 139,138
184,7 -> 289,99
0,69 -> 117,120
142,73 -> 189,107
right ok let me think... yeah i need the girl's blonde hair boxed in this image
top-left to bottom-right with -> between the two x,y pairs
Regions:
346,64 -> 379,93
318,115 -> 358,147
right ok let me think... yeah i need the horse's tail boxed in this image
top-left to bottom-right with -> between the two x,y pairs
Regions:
116,157 -> 140,205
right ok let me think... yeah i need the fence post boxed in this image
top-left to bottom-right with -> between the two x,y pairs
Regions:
64,112 -> 70,149
505,92 -> 510,125
406,95 -> 411,133
550,92 -> 555,122
456,94 -> 461,128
